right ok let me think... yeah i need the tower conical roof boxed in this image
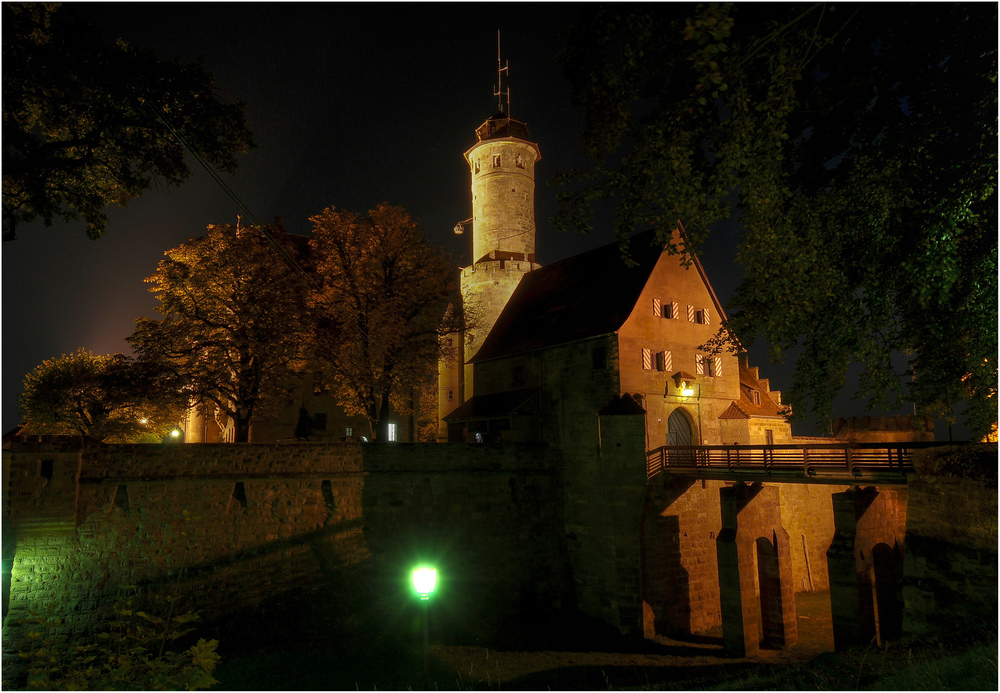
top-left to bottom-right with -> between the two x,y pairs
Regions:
475,112 -> 530,142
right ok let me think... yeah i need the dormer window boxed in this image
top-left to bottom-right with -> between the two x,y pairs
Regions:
751,390 -> 761,406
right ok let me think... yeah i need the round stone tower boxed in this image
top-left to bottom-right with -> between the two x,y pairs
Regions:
459,113 -> 542,397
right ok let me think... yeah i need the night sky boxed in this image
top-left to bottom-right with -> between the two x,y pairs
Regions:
2,3 -> 923,437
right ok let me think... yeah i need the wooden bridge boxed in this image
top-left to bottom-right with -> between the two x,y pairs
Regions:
645,442 -> 946,486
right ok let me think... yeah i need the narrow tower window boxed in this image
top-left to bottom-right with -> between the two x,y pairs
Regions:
493,154 -> 501,168
516,153 -> 524,169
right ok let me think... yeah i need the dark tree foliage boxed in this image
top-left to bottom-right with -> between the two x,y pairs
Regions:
19,348 -> 185,442
2,3 -> 254,240
309,203 -> 458,442
128,223 -> 309,443
555,3 -> 997,437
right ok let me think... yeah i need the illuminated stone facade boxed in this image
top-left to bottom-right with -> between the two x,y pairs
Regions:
458,114 -> 542,403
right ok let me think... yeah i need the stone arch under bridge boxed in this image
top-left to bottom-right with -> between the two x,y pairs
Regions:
827,486 -> 907,648
716,482 -> 798,656
640,475 -> 910,656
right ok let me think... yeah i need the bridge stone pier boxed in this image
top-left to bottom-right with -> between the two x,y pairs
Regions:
827,486 -> 907,648
717,482 -> 798,656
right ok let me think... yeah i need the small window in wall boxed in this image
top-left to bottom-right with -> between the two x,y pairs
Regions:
696,354 -> 723,377
592,346 -> 607,370
493,154 -> 501,168
662,301 -> 675,319
321,480 -> 336,513
657,350 -> 672,372
448,389 -> 454,401
513,364 -> 525,386
516,153 -> 524,169
387,423 -> 397,442
229,482 -> 248,512
474,160 -> 480,173
112,485 -> 130,513
346,426 -> 353,437
313,412 -> 327,431
38,459 -> 54,480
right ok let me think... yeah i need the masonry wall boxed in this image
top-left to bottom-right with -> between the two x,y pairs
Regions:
642,478 -> 852,639
2,438 -> 570,671
902,445 -> 998,635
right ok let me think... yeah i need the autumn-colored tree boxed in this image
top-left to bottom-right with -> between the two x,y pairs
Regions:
19,348 -> 184,442
556,4 -> 997,437
128,222 -> 309,442
2,3 -> 254,240
309,203 -> 458,441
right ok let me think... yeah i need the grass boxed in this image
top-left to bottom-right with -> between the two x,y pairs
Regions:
206,590 -> 997,691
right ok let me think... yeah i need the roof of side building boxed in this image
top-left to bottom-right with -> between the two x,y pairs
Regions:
472,229 -> 664,362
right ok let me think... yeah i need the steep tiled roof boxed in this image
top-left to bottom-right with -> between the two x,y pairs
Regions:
443,388 -> 538,420
735,361 -> 785,418
472,230 -> 663,362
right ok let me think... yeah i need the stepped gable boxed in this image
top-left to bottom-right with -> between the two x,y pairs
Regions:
720,361 -> 786,419
472,229 -> 663,363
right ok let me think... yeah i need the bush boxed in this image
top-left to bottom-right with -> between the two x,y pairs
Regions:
13,596 -> 219,691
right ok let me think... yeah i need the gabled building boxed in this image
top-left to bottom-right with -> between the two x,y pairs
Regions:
438,103 -> 794,449
443,225 -> 792,448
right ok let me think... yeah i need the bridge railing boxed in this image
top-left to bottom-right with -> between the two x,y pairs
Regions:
645,442 -> 938,483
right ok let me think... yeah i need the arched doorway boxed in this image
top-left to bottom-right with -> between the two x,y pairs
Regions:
666,409 -> 693,445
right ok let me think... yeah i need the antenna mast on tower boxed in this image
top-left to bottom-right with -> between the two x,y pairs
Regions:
494,30 -> 510,115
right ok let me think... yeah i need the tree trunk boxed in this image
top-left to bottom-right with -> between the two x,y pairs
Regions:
235,417 -> 251,443
377,391 -> 393,442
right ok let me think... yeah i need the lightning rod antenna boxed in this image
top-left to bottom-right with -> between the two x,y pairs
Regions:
494,30 -> 510,115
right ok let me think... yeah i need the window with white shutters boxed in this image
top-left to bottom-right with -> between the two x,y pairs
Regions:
687,304 -> 696,322
662,350 -> 673,372
642,348 -> 653,370
696,354 -> 719,377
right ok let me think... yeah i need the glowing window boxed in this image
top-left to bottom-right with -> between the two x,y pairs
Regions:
387,423 -> 397,442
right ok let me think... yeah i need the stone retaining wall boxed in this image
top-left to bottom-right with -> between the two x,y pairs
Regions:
2,438 -> 570,673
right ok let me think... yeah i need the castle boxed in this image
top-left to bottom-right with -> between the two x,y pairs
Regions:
435,106 -> 797,450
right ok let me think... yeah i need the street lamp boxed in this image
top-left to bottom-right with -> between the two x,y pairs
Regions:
412,567 -> 437,599
411,566 -> 437,689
